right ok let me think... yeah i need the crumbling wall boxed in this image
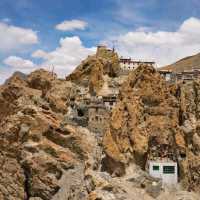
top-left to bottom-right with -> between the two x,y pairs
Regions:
88,106 -> 110,134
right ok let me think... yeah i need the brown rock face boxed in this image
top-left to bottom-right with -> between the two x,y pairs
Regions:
27,69 -> 56,96
0,107 -> 96,199
0,72 -> 41,122
66,46 -> 119,94
45,80 -> 77,113
2,54 -> 200,199
103,65 -> 186,176
0,69 -> 99,200
101,64 -> 200,192
177,81 -> 200,191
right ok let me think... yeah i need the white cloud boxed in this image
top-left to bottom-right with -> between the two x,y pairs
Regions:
1,36 -> 95,82
55,19 -> 88,31
2,56 -> 38,82
4,56 -> 36,70
0,22 -> 38,52
0,68 -> 12,84
32,36 -> 96,76
32,49 -> 48,59
112,17 -> 200,66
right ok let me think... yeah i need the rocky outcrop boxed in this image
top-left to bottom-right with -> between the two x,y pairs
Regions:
101,64 -> 200,193
27,69 -> 56,96
66,46 -> 119,95
177,81 -> 200,191
0,106 -> 98,199
45,80 -> 77,113
103,65 -> 184,174
0,69 -> 100,200
0,72 -> 41,122
2,51 -> 200,199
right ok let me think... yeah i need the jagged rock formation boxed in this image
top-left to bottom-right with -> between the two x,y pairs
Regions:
0,72 -> 41,121
102,65 -> 200,193
177,81 -> 200,191
1,49 -> 200,200
0,70 -> 100,200
66,46 -> 119,95
5,71 -> 27,85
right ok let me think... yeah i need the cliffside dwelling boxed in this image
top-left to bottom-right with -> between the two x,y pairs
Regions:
102,96 -> 117,110
119,57 -> 155,73
158,69 -> 200,82
64,101 -> 89,127
159,70 -> 174,82
176,69 -> 200,81
88,97 -> 110,134
149,160 -> 178,185
97,45 -> 200,83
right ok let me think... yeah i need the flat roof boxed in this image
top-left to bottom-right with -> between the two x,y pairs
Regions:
119,59 -> 155,64
159,70 -> 172,72
149,160 -> 177,164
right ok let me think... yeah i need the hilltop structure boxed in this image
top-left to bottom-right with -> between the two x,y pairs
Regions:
119,57 -> 155,73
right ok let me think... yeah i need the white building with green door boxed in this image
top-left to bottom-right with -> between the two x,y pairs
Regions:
149,160 -> 178,185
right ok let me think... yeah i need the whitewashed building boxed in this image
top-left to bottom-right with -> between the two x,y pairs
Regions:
119,58 -> 156,72
149,160 -> 178,186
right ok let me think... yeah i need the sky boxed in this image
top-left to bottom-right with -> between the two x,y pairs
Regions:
1,0 -> 200,83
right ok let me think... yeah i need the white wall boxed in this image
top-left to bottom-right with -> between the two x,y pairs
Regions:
149,161 -> 178,186
120,62 -> 155,71
165,73 -> 171,81
120,62 -> 137,70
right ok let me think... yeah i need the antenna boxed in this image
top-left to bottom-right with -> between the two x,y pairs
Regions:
51,65 -> 55,77
112,40 -> 117,52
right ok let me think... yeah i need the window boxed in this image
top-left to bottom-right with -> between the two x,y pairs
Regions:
153,165 -> 159,171
163,166 -> 175,174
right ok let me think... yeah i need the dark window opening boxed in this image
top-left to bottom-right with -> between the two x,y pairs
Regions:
153,165 -> 159,171
180,153 -> 186,159
77,108 -> 84,117
163,166 -> 175,174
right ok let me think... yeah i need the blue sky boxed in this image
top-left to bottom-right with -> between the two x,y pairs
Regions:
1,0 -> 200,83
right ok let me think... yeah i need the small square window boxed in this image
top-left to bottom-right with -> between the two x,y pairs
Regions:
153,165 -> 159,171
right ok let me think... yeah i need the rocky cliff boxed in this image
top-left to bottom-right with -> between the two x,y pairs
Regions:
1,51 -> 200,200
103,65 -> 200,192
0,70 -> 101,200
66,46 -> 120,95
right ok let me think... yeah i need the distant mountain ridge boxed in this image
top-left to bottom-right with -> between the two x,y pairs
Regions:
4,71 -> 27,84
161,52 -> 200,72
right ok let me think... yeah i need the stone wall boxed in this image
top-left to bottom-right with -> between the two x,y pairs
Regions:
88,105 -> 110,134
